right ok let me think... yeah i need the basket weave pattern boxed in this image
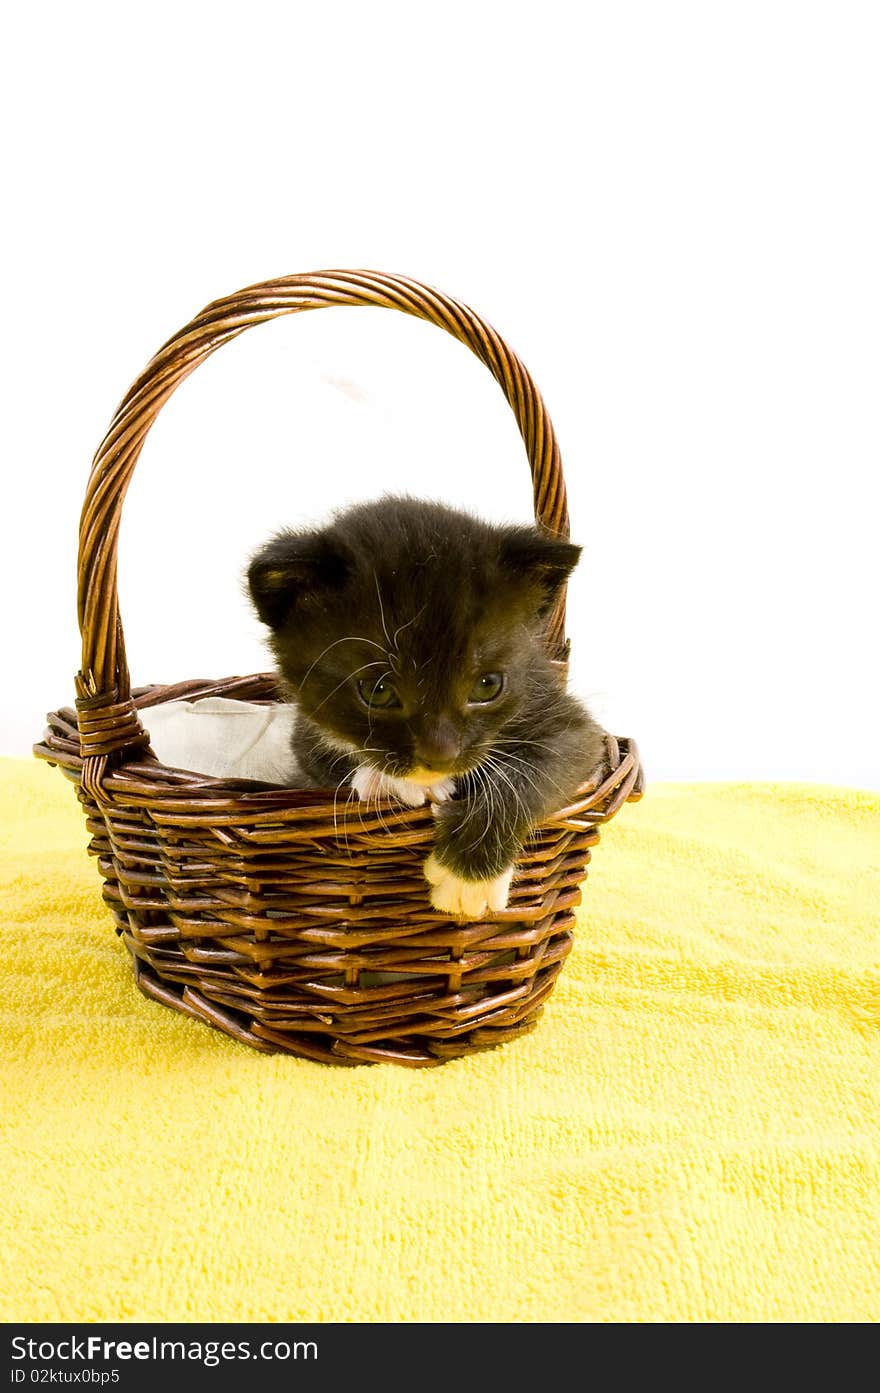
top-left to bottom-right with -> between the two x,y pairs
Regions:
35,270 -> 643,1067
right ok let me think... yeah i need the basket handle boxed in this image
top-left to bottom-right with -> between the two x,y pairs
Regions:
75,269 -> 571,771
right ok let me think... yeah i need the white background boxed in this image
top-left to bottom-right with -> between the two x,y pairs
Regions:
3,1 -> 878,789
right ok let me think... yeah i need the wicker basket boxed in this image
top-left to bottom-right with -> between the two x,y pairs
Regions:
34,269 -> 643,1067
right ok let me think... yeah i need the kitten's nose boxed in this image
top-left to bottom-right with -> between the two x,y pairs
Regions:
414,720 -> 460,771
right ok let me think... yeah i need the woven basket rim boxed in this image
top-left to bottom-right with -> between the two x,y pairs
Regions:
36,674 -> 644,813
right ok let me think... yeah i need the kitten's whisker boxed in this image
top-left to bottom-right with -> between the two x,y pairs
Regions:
478,754 -> 528,832
453,771 -> 482,844
369,763 -> 395,837
479,766 -> 496,848
457,765 -> 496,855
494,734 -> 581,773
485,748 -> 544,793
364,668 -> 397,746
477,757 -> 511,831
494,736 -> 567,756
391,605 -> 426,655
298,635 -> 386,694
309,661 -> 388,716
490,746 -> 569,802
455,781 -> 479,830
497,761 -> 534,825
331,771 -> 356,858
373,571 -> 394,650
324,751 -> 356,777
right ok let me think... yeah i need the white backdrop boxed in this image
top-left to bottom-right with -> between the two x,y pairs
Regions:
3,1 -> 878,789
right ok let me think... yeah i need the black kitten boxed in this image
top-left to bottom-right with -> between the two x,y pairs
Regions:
247,495 -> 608,916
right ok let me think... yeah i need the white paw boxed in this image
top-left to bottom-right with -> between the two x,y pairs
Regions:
349,765 -> 426,807
423,853 -> 514,917
423,776 -> 456,805
382,774 -> 432,807
350,764 -> 389,802
350,766 -> 458,808
389,772 -> 456,805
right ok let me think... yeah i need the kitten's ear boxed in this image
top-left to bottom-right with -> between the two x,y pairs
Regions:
247,532 -> 351,629
498,529 -> 582,616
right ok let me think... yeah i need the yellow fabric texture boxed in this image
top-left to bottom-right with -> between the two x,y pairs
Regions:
2,755 -> 878,1324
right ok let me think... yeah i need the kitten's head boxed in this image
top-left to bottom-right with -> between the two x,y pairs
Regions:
247,495 -> 580,783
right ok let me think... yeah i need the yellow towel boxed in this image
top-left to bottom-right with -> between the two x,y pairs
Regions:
1,756 -> 878,1323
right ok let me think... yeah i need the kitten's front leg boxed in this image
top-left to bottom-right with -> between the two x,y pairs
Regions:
424,708 -> 602,917
423,772 -> 529,918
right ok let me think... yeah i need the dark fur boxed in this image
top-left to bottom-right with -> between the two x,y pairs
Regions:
247,495 -> 607,881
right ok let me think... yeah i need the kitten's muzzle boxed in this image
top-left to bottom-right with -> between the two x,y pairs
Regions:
412,722 -> 461,774
408,764 -> 456,784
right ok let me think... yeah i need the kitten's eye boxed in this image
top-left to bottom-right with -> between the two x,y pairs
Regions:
356,675 -> 401,709
467,672 -> 505,704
